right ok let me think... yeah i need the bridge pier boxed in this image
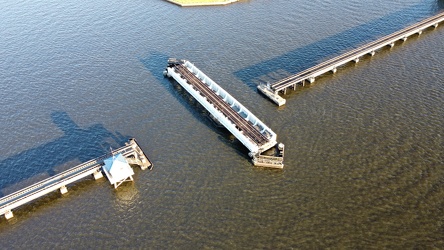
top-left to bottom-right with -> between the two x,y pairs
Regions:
402,37 -> 408,42
434,23 -> 439,28
389,42 -> 395,48
60,186 -> 68,194
354,58 -> 360,63
369,51 -> 375,56
4,210 -> 13,220
93,170 -> 103,180
418,30 -> 423,35
331,67 -> 337,73
309,77 -> 315,83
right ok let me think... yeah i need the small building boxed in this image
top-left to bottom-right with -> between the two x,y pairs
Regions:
103,153 -> 134,189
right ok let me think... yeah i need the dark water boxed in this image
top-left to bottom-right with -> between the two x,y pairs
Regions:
1,0 -> 443,248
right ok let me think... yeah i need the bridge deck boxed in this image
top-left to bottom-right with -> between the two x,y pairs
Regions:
165,59 -> 284,167
173,63 -> 270,147
0,138 -> 152,220
267,11 -> 444,95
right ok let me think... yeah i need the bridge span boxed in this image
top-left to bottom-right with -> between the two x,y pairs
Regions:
259,11 -> 444,105
0,138 -> 152,220
165,59 -> 284,168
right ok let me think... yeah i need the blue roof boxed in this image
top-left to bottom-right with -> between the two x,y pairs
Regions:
103,153 -> 127,172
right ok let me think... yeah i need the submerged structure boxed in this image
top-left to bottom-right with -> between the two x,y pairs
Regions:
164,58 -> 284,168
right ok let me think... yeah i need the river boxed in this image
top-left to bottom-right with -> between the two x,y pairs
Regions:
0,0 -> 443,248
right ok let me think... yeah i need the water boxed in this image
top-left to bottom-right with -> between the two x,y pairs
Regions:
0,0 -> 443,248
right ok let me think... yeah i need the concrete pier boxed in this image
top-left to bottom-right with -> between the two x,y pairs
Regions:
261,11 -> 444,105
0,138 -> 152,220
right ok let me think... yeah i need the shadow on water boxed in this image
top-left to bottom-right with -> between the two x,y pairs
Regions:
139,52 -> 251,161
439,0 -> 444,10
234,0 -> 443,89
0,111 -> 131,195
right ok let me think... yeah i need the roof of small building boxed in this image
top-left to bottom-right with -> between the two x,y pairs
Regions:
103,154 -> 134,184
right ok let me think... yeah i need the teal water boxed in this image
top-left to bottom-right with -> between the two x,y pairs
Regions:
0,0 -> 443,248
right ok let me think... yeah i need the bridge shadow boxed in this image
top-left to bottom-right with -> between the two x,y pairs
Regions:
234,1 -> 443,89
139,53 -> 251,161
439,0 -> 444,10
0,111 -> 131,195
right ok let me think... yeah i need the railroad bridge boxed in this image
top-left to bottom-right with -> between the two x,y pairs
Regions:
0,138 -> 152,220
165,59 -> 284,168
259,11 -> 444,105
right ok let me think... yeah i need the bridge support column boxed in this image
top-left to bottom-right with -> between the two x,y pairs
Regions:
4,210 -> 13,220
283,87 -> 287,95
354,58 -> 360,63
293,84 -> 297,90
402,37 -> 408,42
389,43 -> 395,48
331,68 -> 337,73
369,51 -> 375,56
418,30 -> 423,35
93,170 -> 103,180
301,80 -> 305,87
309,77 -> 315,83
60,186 -> 68,194
434,23 -> 438,28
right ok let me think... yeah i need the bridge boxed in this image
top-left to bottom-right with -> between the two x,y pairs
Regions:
0,138 -> 152,220
164,59 -> 284,168
259,11 -> 444,105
